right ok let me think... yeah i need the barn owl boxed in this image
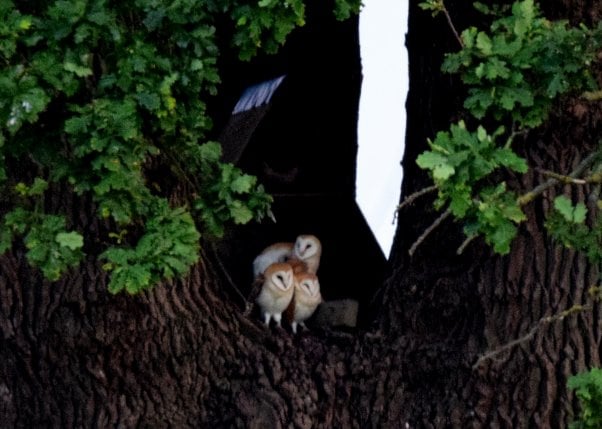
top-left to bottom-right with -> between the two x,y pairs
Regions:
253,242 -> 294,278
292,234 -> 321,275
286,272 -> 322,334
252,235 -> 322,278
255,262 -> 294,327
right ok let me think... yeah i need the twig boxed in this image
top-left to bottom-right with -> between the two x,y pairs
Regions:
208,242 -> 248,308
472,301 -> 596,370
457,234 -> 478,255
504,127 -> 529,149
582,90 -> 602,101
585,171 -> 602,184
472,324 -> 540,370
396,185 -> 438,213
517,151 -> 601,206
441,4 -> 463,49
535,168 -> 587,185
409,208 -> 451,256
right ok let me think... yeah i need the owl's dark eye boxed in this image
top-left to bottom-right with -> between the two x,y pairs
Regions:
276,274 -> 284,283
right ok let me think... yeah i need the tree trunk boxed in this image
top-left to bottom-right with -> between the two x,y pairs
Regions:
388,0 -> 602,426
2,1 -> 602,428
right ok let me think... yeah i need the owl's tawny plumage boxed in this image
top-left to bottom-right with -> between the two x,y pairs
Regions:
255,262 -> 294,327
252,242 -> 294,278
252,235 -> 322,278
286,272 -> 322,334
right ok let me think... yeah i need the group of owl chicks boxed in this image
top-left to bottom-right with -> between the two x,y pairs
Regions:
252,235 -> 322,334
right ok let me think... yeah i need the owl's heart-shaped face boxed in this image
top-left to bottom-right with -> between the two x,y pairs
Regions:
265,262 -> 293,292
298,277 -> 319,297
294,235 -> 321,260
293,272 -> 321,299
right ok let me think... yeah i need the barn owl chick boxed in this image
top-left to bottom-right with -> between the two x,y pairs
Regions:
291,234 -> 321,275
252,234 -> 322,278
253,242 -> 293,278
255,262 -> 294,327
287,272 -> 322,334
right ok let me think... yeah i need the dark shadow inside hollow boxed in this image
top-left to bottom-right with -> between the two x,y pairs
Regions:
211,0 -> 389,329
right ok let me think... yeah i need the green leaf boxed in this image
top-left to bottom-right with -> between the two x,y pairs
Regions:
198,142 -> 222,162
573,203 -> 587,224
55,231 -> 84,250
513,0 -> 535,37
416,151 -> 455,180
476,32 -> 493,55
490,221 -> 517,254
229,201 -> 254,224
0,226 -> 13,254
63,61 -> 93,77
136,92 -> 161,110
493,148 -> 529,173
568,368 -> 602,429
143,9 -> 165,31
29,178 -> 49,196
230,174 -> 256,193
449,185 -> 472,217
554,196 -> 587,224
64,116 -> 90,134
499,86 -> 534,110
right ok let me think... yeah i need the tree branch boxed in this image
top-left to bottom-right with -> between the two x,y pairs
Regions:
456,234 -> 477,255
472,287 -> 602,370
517,151 -> 601,206
535,168 -> 587,185
441,4 -> 463,49
582,90 -> 602,101
396,185 -> 438,213
409,208 -> 451,256
206,243 -> 249,310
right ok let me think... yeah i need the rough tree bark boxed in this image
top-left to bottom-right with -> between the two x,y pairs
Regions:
1,1 -> 602,428
390,0 -> 602,427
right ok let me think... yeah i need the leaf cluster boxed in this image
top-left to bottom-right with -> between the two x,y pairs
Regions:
101,200 -> 200,294
416,0 -> 602,257
417,121 -> 527,253
231,0 -> 360,61
0,1 -> 359,292
442,0 -> 601,128
568,368 -> 602,428
1,208 -> 83,281
193,148 -> 274,238
546,196 -> 602,265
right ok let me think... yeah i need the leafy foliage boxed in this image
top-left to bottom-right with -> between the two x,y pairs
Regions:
546,198 -> 602,265
417,121 -> 527,253
101,200 -> 200,294
418,0 -> 446,16
568,368 -> 602,428
0,1 -> 359,292
416,0 -> 602,257
1,208 -> 84,281
442,0 -> 602,128
231,0 -> 360,60
194,154 -> 274,238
